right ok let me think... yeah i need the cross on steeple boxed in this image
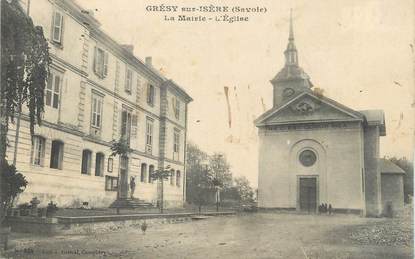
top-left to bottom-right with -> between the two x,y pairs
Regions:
284,9 -> 298,66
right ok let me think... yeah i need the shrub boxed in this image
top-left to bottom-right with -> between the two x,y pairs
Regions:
0,160 -> 28,223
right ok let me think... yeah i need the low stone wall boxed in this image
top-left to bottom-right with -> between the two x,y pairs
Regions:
7,212 -> 235,236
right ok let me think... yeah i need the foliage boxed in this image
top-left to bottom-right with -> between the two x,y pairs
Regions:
1,0 -> 50,225
1,0 -> 51,138
110,138 -> 132,157
0,160 -> 28,222
150,165 -> 171,181
234,176 -> 255,203
46,201 -> 58,217
185,142 -> 212,205
387,157 -> 414,203
208,153 -> 233,189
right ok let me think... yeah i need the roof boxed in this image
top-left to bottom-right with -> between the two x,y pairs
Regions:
358,110 -> 386,136
271,65 -> 313,87
64,0 -> 192,102
379,159 -> 406,175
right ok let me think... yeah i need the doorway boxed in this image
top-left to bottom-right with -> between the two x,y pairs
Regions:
298,177 -> 318,213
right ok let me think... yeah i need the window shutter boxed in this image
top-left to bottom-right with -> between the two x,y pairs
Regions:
131,113 -> 138,138
171,97 -> 175,114
103,52 -> 108,77
125,68 -> 128,92
58,12 -> 63,43
93,47 -> 98,74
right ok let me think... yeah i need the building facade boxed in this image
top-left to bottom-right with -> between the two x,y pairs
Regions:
255,13 -> 404,217
8,0 -> 192,208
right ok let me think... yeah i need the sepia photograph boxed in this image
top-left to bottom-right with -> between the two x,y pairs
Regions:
0,0 -> 414,258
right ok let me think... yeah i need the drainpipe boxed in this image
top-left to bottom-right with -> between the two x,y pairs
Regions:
183,102 -> 188,205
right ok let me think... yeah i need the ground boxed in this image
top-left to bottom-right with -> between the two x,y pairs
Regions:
3,212 -> 413,259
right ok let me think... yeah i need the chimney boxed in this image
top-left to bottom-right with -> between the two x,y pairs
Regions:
145,56 -> 152,67
121,44 -> 134,54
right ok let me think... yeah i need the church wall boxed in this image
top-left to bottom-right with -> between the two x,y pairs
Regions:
380,174 -> 404,217
258,123 -> 365,211
363,126 -> 381,216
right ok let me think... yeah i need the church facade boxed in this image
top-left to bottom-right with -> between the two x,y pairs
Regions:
255,14 -> 404,217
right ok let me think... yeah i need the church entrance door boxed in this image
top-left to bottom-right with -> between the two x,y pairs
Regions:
299,177 -> 317,213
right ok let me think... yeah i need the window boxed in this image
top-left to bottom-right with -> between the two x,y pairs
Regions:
173,129 -> 180,160
125,67 -> 133,94
170,169 -> 175,185
45,72 -> 61,109
176,171 -> 181,187
173,97 -> 181,119
299,150 -> 317,167
91,93 -> 103,135
145,119 -> 153,154
50,140 -> 63,169
107,158 -> 113,172
95,153 -> 104,176
105,176 -> 118,191
149,165 -> 155,183
52,10 -> 63,44
81,149 -> 92,174
31,136 -> 45,166
146,84 -> 155,106
93,47 -> 108,78
141,163 -> 147,183
121,109 -> 132,144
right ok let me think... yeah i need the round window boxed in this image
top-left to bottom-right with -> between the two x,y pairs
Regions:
299,150 -> 317,167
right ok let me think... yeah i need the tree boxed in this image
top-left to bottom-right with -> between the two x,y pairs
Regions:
209,153 -> 232,189
185,142 -> 210,204
388,157 -> 414,203
109,138 -> 132,214
1,0 -> 50,224
234,176 -> 254,204
150,165 -> 171,213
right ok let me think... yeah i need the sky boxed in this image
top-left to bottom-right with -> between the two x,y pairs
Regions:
78,0 -> 414,187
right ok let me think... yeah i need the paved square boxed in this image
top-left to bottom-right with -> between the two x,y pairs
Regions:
6,213 -> 413,258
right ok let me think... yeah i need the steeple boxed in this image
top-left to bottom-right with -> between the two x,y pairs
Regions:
270,9 -> 313,107
284,9 -> 298,66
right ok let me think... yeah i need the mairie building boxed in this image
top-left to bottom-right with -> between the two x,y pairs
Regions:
255,14 -> 405,217
7,0 -> 192,208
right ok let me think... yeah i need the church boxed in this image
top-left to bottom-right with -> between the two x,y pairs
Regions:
255,13 -> 405,217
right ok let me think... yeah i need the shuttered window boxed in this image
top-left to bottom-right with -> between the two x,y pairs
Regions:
121,109 -> 132,145
146,119 -> 153,154
146,84 -> 155,106
125,67 -> 133,94
45,72 -> 61,109
31,136 -> 45,166
52,10 -> 63,44
93,47 -> 108,78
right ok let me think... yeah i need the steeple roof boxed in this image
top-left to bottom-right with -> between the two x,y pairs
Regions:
271,10 -> 312,87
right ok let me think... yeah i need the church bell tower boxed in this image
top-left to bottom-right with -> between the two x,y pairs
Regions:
271,10 -> 313,107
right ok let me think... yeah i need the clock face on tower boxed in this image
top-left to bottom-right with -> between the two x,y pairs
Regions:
283,88 -> 295,97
